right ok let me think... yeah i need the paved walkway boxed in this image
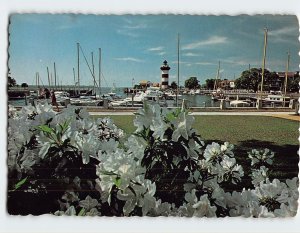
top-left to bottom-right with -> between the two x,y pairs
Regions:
89,110 -> 299,120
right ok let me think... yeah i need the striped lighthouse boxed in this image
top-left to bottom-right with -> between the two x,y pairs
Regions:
160,60 -> 170,90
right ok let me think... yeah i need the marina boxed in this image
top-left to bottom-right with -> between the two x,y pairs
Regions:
6,13 -> 300,221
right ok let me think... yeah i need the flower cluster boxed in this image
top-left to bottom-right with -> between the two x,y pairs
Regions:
7,103 -> 298,217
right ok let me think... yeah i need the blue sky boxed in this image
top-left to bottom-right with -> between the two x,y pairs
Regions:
9,14 -> 299,87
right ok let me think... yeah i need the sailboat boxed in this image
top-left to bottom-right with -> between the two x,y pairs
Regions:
69,43 -> 103,106
258,28 -> 290,107
211,61 -> 224,101
107,82 -> 117,96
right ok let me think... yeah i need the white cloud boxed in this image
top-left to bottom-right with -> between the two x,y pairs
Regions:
147,46 -> 166,56
182,36 -> 228,50
268,26 -> 299,43
171,61 -> 189,64
116,29 -> 139,37
114,57 -> 144,62
194,62 -> 215,66
223,58 -> 259,67
268,26 -> 298,37
124,24 -> 147,30
117,19 -> 148,38
183,52 -> 201,57
147,46 -> 164,51
157,52 -> 166,56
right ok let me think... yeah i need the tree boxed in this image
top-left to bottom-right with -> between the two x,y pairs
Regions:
205,79 -> 215,90
8,76 -> 17,88
21,83 -> 29,88
287,72 -> 300,92
170,81 -> 178,90
184,77 -> 199,89
235,68 -> 279,92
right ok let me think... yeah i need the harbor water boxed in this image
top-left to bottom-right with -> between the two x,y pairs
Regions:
8,86 -> 221,107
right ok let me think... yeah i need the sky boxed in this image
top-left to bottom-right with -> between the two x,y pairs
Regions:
8,14 -> 300,87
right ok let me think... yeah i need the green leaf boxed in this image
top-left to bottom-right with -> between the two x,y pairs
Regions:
36,125 -> 54,134
14,177 -> 28,191
78,208 -> 86,216
100,170 -> 117,176
114,177 -> 122,188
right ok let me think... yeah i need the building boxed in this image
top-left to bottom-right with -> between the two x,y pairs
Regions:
271,71 -> 298,91
218,79 -> 235,89
160,60 -> 170,89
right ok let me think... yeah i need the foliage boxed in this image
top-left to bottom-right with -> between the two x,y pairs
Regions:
287,73 -> 300,92
170,81 -> 178,90
8,76 -> 17,88
185,77 -> 199,89
7,103 -> 298,217
21,83 -> 29,88
235,68 -> 280,92
204,79 -> 215,89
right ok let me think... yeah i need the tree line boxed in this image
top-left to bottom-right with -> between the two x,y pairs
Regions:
181,68 -> 299,92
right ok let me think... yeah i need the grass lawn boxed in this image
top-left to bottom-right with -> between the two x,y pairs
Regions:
95,115 -> 299,183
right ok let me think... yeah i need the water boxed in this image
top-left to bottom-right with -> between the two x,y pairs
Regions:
183,94 -> 221,108
8,86 -> 221,107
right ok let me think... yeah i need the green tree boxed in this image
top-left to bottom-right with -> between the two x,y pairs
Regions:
235,68 -> 279,92
287,72 -> 300,92
21,83 -> 29,88
205,79 -> 215,90
184,77 -> 199,89
8,76 -> 17,88
170,81 -> 178,90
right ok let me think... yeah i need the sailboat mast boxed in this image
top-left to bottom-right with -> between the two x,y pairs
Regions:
260,28 -> 268,95
214,61 -> 220,90
35,72 -> 38,87
284,50 -> 290,96
54,62 -> 57,90
176,33 -> 180,107
91,52 -> 95,96
99,48 -> 101,97
77,42 -> 80,95
73,67 -> 76,94
47,66 -> 50,87
283,50 -> 290,106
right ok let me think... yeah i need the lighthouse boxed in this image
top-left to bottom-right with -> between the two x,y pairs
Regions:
160,60 -> 170,89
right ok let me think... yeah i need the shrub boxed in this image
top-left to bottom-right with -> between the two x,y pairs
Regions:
7,103 -> 298,217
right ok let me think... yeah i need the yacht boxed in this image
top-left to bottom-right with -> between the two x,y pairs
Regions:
263,91 -> 290,106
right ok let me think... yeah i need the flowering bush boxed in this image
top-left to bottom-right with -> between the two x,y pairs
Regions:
7,103 -> 298,217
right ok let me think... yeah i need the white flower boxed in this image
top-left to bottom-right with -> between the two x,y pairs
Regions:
54,206 -> 76,216
219,155 -> 244,184
19,148 -> 39,172
75,133 -> 100,164
117,177 -> 156,216
250,166 -> 269,187
274,199 -> 298,217
133,103 -> 161,132
192,194 -> 217,217
150,117 -> 168,139
253,179 -> 287,203
149,199 -> 174,216
286,177 -> 299,200
176,202 -> 195,217
221,142 -> 234,157
79,195 -> 99,211
185,189 -> 198,204
171,112 -> 194,142
248,148 -> 274,166
203,142 -> 221,162
124,136 -> 147,161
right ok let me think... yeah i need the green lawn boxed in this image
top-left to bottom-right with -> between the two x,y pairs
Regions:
95,115 -> 299,181
98,115 -> 298,145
